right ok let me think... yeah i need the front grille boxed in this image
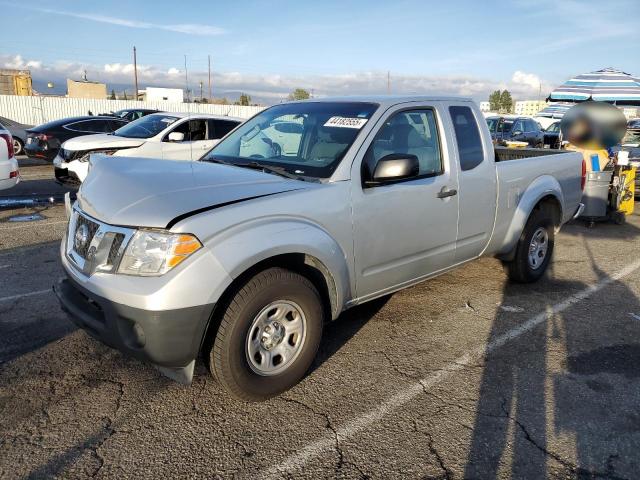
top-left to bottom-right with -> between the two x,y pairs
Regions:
107,233 -> 125,267
66,208 -> 134,276
73,214 -> 100,259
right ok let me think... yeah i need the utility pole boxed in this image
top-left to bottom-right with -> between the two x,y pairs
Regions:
208,55 -> 212,101
184,55 -> 189,102
133,46 -> 139,101
387,71 -> 390,94
199,81 -> 203,102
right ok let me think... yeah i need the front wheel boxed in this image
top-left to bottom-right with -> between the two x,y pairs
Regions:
505,208 -> 555,283
13,138 -> 23,156
209,267 -> 324,401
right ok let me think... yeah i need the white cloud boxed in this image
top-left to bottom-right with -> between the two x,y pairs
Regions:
11,6 -> 226,36
512,71 -> 542,90
3,55 -> 42,70
1,53 -> 552,103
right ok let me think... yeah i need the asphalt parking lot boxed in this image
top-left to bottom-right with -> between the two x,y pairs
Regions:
2,159 -> 640,479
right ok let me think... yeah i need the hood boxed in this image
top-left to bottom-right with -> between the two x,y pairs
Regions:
77,156 -> 311,228
63,134 -> 145,151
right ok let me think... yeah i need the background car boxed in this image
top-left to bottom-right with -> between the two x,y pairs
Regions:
54,112 -> 242,185
628,119 -> 640,131
0,116 -> 32,156
486,115 -> 545,147
101,108 -> 161,122
24,116 -> 128,161
543,121 -> 561,149
0,123 -> 20,191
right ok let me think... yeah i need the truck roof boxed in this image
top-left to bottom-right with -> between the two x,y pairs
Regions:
288,95 -> 475,107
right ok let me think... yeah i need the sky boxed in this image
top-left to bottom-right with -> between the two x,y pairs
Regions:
1,0 -> 639,103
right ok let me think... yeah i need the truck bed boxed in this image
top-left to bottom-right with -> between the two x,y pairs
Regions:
495,146 -> 573,162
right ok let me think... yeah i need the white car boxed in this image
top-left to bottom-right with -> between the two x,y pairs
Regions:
53,112 -> 242,185
0,123 -> 20,191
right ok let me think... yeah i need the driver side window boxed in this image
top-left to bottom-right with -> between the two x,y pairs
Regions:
363,108 -> 443,181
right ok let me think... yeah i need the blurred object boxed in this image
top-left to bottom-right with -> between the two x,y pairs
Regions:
561,101 -> 627,149
565,145 -> 609,172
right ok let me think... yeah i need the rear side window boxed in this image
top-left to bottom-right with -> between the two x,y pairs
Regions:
449,106 -> 484,171
66,120 -> 111,133
208,119 -> 239,139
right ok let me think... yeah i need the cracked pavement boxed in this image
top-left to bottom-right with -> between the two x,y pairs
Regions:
2,164 -> 640,478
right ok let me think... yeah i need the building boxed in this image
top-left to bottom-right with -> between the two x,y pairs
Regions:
514,100 -> 548,117
479,101 -> 491,113
0,69 -> 33,96
67,79 -> 107,99
138,87 -> 183,102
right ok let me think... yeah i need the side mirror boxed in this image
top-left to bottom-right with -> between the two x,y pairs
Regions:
168,131 -> 185,142
365,154 -> 420,187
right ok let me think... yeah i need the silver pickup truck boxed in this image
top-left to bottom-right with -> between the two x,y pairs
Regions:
54,96 -> 584,401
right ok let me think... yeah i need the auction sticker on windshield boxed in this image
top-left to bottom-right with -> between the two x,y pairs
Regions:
324,116 -> 368,129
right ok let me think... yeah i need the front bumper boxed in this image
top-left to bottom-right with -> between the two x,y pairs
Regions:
54,275 -> 214,381
54,166 -> 81,186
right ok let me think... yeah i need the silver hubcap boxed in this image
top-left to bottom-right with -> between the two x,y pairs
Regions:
246,300 -> 307,376
13,139 -> 21,155
528,227 -> 549,270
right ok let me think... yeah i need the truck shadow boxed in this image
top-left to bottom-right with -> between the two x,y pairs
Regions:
308,295 -> 392,375
465,231 -> 640,478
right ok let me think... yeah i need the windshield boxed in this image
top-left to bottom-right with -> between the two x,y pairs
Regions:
486,118 -> 513,133
546,122 -> 560,133
202,102 -> 378,179
114,114 -> 179,139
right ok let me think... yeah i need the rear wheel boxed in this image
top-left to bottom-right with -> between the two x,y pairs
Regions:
505,207 -> 555,283
209,267 -> 324,401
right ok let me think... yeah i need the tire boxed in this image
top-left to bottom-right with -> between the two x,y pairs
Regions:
13,138 -> 23,156
505,207 -> 555,283
209,267 -> 324,401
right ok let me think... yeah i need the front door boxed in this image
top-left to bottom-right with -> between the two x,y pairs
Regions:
351,104 -> 460,299
162,119 -> 215,161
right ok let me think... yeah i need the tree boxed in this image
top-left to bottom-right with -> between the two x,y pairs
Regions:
236,93 -> 251,106
287,88 -> 310,101
122,90 -> 128,100
500,90 -> 513,113
110,89 -> 116,100
489,90 -> 501,112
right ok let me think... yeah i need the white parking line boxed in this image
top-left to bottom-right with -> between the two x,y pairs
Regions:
0,289 -> 51,303
266,259 -> 640,478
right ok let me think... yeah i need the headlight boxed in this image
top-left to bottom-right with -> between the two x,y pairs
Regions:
117,230 -> 202,276
79,150 -> 117,162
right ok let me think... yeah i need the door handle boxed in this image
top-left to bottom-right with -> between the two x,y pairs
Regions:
437,186 -> 457,199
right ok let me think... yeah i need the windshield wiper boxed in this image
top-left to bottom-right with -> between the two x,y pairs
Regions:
205,158 -> 315,182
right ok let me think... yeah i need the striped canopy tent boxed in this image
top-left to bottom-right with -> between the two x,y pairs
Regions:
548,68 -> 640,105
535,102 -> 575,119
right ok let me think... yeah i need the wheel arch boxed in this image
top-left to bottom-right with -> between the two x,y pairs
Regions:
199,252 -> 342,359
495,176 -> 564,261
